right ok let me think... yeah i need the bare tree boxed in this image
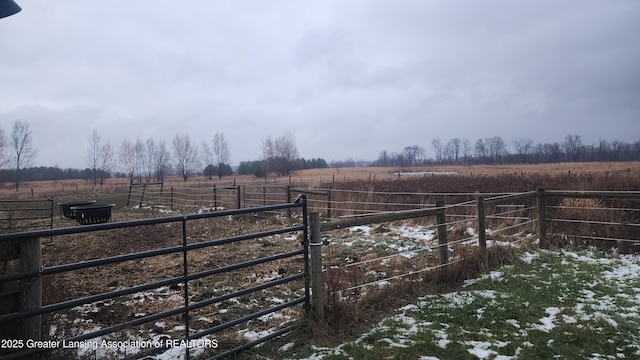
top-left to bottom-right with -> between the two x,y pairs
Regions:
119,139 -> 138,182
0,126 -> 8,168
99,142 -> 114,185
442,138 -> 461,164
375,150 -> 390,166
541,142 -> 563,163
261,136 -> 275,177
462,139 -> 472,164
390,152 -> 405,167
10,120 -> 38,191
274,132 -> 299,176
151,140 -> 171,183
598,138 -> 610,161
87,130 -> 114,186
87,130 -> 101,185
213,132 -> 231,179
610,140 -> 626,161
201,141 -> 214,180
443,142 -> 455,164
475,138 -> 488,163
486,136 -> 508,164
563,134 -> 583,162
513,138 -> 533,163
172,133 -> 199,182
133,138 -> 146,183
431,138 -> 444,163
403,145 -> 426,166
140,138 -> 155,183
448,138 -> 461,164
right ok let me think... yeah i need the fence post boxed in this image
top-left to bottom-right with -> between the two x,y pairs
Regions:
476,195 -> 488,270
170,187 -> 174,211
327,188 -> 332,219
286,185 -> 291,218
213,185 -> 218,210
537,187 -> 547,248
436,200 -> 449,276
126,182 -> 133,207
20,237 -> 42,342
309,213 -> 324,320
48,198 -> 54,231
236,186 -> 242,209
139,184 -> 146,208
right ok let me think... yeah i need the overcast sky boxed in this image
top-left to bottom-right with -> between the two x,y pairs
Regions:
1,1 -> 639,169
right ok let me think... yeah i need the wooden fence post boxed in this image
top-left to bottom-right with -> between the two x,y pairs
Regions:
327,188 -> 332,219
139,184 -> 146,208
286,185 -> 292,218
20,237 -> 42,341
309,213 -> 324,320
537,187 -> 547,248
126,182 -> 133,207
213,185 -> 218,210
476,196 -> 488,270
436,200 -> 449,276
236,185 -> 242,209
170,187 -> 174,211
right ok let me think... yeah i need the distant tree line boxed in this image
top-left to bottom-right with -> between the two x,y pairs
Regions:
0,166 -> 117,183
2,119 -> 638,187
237,133 -> 328,177
237,157 -> 328,177
0,120 -> 38,190
0,122 -> 325,185
374,135 -> 640,166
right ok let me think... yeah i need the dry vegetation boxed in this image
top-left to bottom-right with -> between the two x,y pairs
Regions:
2,162 -> 639,358
1,161 -> 639,200
37,214 -> 308,359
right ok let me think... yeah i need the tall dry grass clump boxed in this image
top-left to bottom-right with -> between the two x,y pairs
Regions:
316,244 -> 523,344
548,197 -> 640,253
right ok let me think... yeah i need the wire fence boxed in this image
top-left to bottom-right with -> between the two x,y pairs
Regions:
310,189 -> 640,312
2,186 -> 640,357
545,191 -> 640,251
27,182 -> 640,315
317,194 -> 538,300
0,199 -> 54,234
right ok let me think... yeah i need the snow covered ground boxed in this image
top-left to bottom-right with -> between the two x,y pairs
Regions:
46,217 -> 638,360
269,248 -> 640,359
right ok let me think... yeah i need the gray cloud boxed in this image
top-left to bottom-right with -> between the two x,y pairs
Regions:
0,0 -> 638,169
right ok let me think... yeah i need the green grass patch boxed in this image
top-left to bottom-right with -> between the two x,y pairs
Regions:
252,248 -> 640,359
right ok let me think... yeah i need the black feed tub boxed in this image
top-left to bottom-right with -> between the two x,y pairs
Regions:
70,204 -> 115,225
58,200 -> 96,219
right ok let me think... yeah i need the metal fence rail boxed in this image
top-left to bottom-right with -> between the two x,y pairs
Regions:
0,197 -> 310,360
0,199 -> 53,234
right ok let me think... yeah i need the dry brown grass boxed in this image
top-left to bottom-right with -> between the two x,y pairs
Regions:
295,161 -> 640,184
313,242 -> 528,346
2,161 -> 639,199
32,212 -> 309,357
4,161 -> 639,356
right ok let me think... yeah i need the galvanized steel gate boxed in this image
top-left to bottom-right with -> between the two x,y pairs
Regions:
0,196 -> 310,359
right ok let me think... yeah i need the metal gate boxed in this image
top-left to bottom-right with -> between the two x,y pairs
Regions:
0,196 -> 310,359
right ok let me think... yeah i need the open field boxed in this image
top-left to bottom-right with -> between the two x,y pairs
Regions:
1,162 -> 639,359
1,162 -> 639,199
252,248 -> 640,359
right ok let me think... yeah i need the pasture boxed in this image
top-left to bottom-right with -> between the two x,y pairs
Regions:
1,161 -> 639,200
1,162 -> 639,359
